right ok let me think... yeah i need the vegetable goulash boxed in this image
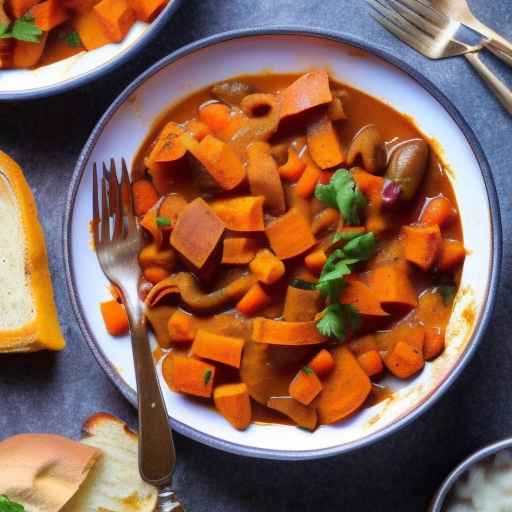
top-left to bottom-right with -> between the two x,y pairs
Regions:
99,71 -> 466,432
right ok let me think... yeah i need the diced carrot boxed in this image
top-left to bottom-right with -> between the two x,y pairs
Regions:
252,318 -> 326,345
370,264 -> 418,308
295,165 -> 322,199
352,168 -> 387,233
308,349 -> 334,377
191,329 -> 244,368
162,353 -> 215,398
100,300 -> 129,336
279,70 -> 333,120
402,224 -> 442,271
140,205 -> 163,248
283,286 -> 321,322
198,102 -> 245,141
185,119 -> 211,141
247,141 -> 286,215
143,266 -> 170,284
146,122 -> 186,167
214,383 -> 252,430
265,208 -> 316,260
249,249 -> 285,285
74,9 -> 112,50
158,193 -> 187,227
31,0 -> 69,31
12,33 -> 48,68
304,249 -> 327,274
385,341 -> 424,379
438,239 -> 466,271
306,112 -> 344,169
339,278 -> 389,316
289,367 -> 323,406
420,195 -> 456,227
138,243 -> 175,270
127,0 -> 166,21
236,283 -> 271,316
348,335 -> 378,356
317,346 -> 372,424
94,0 -> 135,43
193,135 -> 246,190
221,237 -> 261,265
167,310 -> 197,343
132,179 -> 159,216
170,198 -> 225,269
278,147 -> 306,181
357,350 -> 383,377
266,397 -> 318,431
210,196 -> 264,232
8,0 -> 38,18
311,208 -> 339,236
423,328 -> 445,360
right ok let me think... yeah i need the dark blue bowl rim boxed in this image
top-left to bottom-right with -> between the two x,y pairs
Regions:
63,26 -> 502,461
0,0 -> 183,101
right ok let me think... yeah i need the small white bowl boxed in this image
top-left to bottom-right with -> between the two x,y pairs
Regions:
63,28 -> 501,460
0,0 -> 183,101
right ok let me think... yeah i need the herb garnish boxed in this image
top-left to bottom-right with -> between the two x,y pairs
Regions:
290,278 -> 316,290
316,303 -> 361,341
301,366 -> 314,375
438,285 -> 456,306
315,169 -> 367,225
0,496 -> 25,512
59,30 -> 82,48
156,216 -> 172,227
203,369 -> 212,386
0,14 -> 42,43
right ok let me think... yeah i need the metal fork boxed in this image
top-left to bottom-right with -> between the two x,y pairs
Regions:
92,158 -> 184,512
368,0 -> 512,114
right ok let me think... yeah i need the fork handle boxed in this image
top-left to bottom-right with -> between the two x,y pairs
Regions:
125,297 -> 176,487
483,39 -> 512,69
464,52 -> 512,115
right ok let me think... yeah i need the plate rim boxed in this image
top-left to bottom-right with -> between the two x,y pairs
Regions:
0,0 -> 184,102
63,26 -> 502,461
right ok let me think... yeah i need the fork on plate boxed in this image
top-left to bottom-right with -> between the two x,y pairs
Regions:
368,0 -> 512,114
92,158 -> 184,512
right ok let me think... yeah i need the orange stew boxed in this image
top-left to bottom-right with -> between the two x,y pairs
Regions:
101,71 -> 466,432
0,0 -> 169,69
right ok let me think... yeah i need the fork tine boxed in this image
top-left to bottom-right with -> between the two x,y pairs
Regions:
109,159 -> 124,238
120,158 -> 137,234
386,0 -> 445,38
400,0 -> 450,27
92,163 -> 99,248
101,176 -> 110,243
102,162 -> 113,216
368,0 -> 436,58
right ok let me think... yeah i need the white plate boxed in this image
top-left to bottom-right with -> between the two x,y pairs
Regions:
64,29 -> 501,460
0,0 -> 183,100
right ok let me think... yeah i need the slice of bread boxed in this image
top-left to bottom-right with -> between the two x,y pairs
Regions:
63,413 -> 158,512
0,150 -> 65,352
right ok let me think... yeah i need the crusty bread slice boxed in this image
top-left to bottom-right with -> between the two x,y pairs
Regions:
62,413 -> 158,512
0,433 -> 101,512
0,150 -> 65,352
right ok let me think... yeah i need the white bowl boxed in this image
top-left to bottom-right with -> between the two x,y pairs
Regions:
0,0 -> 183,100
63,28 -> 501,460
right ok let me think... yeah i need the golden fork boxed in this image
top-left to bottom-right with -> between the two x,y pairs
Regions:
367,0 -> 512,114
92,159 -> 184,512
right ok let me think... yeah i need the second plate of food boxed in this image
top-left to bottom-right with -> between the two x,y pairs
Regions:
64,28 -> 501,460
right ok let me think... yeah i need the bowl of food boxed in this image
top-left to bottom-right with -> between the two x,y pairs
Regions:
0,0 -> 182,100
430,438 -> 512,511
64,28 -> 501,460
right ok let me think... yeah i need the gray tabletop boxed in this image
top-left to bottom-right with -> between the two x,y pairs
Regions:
1,1 -> 511,510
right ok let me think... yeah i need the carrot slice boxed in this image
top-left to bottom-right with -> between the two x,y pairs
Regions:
317,346 -> 372,424
168,310 -> 197,343
308,349 -> 334,377
289,367 -> 323,406
191,329 -> 244,368
12,33 -> 48,68
423,327 -> 445,361
402,224 -> 442,271
304,249 -> 327,274
306,112 -> 344,169
143,266 -> 170,284
162,353 -> 215,398
437,239 -> 466,271
199,103 -> 246,141
100,300 -> 129,336
146,122 -> 186,167
420,195 -> 455,227
31,0 -> 69,30
278,147 -> 306,182
369,264 -> 418,308
384,341 -> 424,379
279,70 -> 333,120
352,168 -> 387,233
339,278 -> 389,316
158,194 -> 187,226
185,119 -> 212,141
252,318 -> 326,345
236,283 -> 271,317
221,237 -> 261,264
295,165 -> 322,199
140,204 -> 163,248
93,0 -> 135,42
74,9 -> 112,50
283,286 -> 321,322
214,383 -> 252,430
132,179 -> 159,216
357,350 -> 383,377
210,196 -> 265,232
265,208 -> 316,259
249,249 -> 285,285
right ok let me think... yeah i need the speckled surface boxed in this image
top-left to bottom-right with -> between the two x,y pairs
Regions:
0,1 -> 511,510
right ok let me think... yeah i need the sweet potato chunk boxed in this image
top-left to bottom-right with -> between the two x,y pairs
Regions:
252,318 -> 326,345
94,0 -> 135,43
221,237 -> 261,264
384,341 -> 424,379
214,383 -> 252,430
267,397 -> 318,431
402,225 -> 442,271
369,264 -> 418,308
210,196 -> 265,232
191,329 -> 245,368
162,353 -> 215,398
306,112 -> 344,169
171,198 -> 225,269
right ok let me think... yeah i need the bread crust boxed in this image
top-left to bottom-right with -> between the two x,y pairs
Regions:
0,150 -> 65,352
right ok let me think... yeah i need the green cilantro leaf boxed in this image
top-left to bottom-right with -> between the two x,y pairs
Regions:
316,249 -> 350,300
438,285 -> 456,306
316,304 -> 360,342
342,232 -> 376,261
203,369 -> 212,386
315,169 -> 367,225
0,496 -> 25,512
156,216 -> 172,227
301,366 -> 314,375
0,23 -> 9,38
290,279 -> 316,290
1,15 -> 42,43
333,230 -> 364,243
59,30 -> 82,48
